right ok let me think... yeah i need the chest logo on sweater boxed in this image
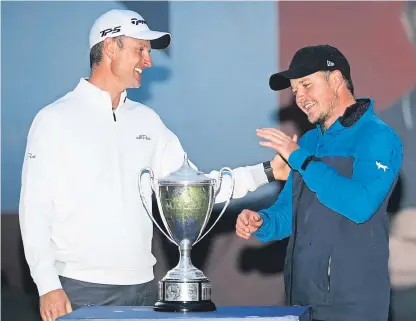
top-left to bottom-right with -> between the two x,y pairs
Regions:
136,134 -> 151,141
376,161 -> 388,172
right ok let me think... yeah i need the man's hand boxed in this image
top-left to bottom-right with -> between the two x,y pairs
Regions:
40,289 -> 72,321
270,134 -> 298,180
257,128 -> 300,161
236,209 -> 263,240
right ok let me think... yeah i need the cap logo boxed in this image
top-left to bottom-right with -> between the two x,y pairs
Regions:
327,60 -> 335,67
131,18 -> 147,26
100,26 -> 121,37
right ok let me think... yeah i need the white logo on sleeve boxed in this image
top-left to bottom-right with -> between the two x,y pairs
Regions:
376,161 -> 388,172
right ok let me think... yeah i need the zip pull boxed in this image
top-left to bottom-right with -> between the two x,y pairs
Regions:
328,256 -> 331,292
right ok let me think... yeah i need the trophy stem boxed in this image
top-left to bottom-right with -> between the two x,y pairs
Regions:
161,239 -> 206,281
179,239 -> 192,270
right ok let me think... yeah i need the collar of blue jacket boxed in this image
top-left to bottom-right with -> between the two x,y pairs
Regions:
316,97 -> 373,135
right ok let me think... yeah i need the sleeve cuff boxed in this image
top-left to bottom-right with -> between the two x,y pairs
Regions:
35,270 -> 62,296
288,148 -> 311,171
252,211 -> 270,240
250,163 -> 269,187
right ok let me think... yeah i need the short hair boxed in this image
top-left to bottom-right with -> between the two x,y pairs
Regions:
323,71 -> 355,97
343,75 -> 355,97
89,36 -> 125,69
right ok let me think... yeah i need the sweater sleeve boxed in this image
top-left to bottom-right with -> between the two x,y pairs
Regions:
19,109 -> 62,296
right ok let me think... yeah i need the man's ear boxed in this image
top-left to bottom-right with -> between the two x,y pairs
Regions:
102,38 -> 117,61
329,70 -> 343,91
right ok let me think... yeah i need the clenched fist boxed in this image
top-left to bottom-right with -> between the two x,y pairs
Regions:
236,209 -> 263,240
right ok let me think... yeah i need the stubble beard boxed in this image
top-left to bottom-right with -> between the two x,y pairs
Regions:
313,91 -> 339,131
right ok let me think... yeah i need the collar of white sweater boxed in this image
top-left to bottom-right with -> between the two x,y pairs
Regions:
75,78 -> 128,112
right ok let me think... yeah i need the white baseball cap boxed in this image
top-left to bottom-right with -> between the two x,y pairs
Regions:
89,9 -> 171,50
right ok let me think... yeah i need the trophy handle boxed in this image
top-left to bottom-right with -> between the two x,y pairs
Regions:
194,167 -> 235,245
138,167 -> 177,245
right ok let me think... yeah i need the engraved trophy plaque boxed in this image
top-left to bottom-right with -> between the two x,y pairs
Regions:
138,154 -> 234,312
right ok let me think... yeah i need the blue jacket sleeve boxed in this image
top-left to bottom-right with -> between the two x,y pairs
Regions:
252,172 -> 293,242
287,128 -> 403,224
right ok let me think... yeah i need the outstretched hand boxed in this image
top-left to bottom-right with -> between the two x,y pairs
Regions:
257,128 -> 300,161
269,133 -> 298,180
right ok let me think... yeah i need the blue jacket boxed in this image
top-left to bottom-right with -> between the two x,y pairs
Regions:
254,99 -> 403,321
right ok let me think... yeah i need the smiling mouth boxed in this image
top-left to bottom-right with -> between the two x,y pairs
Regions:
304,102 -> 315,112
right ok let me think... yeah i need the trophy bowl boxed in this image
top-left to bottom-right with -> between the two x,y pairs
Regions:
139,154 -> 234,312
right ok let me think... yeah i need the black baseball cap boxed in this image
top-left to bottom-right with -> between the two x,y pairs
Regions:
269,45 -> 351,91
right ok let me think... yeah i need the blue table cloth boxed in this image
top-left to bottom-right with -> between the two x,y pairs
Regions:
58,306 -> 311,321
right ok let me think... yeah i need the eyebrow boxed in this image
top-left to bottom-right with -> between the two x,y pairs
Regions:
136,44 -> 151,51
291,78 -> 311,91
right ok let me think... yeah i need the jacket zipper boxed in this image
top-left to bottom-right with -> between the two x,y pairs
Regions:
327,256 -> 331,292
289,140 -> 320,305
109,107 -> 124,200
289,182 -> 305,305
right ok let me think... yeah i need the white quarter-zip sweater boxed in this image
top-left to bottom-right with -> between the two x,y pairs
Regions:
19,79 -> 269,296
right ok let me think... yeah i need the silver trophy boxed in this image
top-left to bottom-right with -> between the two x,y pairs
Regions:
138,154 -> 234,312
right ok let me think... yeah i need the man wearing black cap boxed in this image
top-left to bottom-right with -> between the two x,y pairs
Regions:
235,45 -> 403,321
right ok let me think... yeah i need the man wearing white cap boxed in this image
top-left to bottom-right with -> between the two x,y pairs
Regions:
19,9 -> 291,321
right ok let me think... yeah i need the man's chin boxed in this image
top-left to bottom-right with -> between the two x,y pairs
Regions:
308,116 -> 318,125
128,82 -> 141,89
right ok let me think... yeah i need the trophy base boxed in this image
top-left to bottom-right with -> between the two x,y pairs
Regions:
154,300 -> 216,312
154,280 -> 216,312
